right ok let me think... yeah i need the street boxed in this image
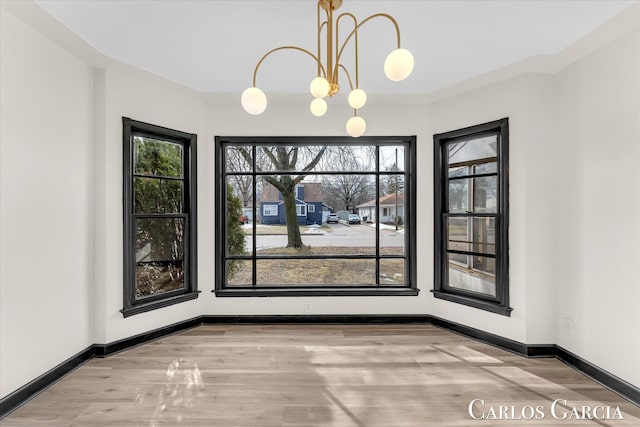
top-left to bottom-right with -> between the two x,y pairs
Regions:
246,223 -> 405,251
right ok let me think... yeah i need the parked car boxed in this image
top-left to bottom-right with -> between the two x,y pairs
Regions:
347,214 -> 361,224
239,215 -> 249,224
327,213 -> 339,224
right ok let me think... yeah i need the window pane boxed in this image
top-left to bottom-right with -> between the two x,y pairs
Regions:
473,217 -> 496,255
135,217 -> 185,298
474,162 -> 497,174
226,175 -> 253,211
449,252 -> 468,266
448,177 -> 497,214
255,145 -> 326,173
226,178 -> 251,256
473,176 -> 498,213
448,135 -> 497,165
473,255 -> 496,276
301,226 -> 376,256
447,217 -> 496,255
259,177 -> 329,226
256,259 -> 376,286
225,146 -> 252,172
380,259 -> 406,285
226,260 -> 252,287
378,182 -> 406,256
330,145 -> 377,173
447,254 -> 496,297
380,174 -> 404,206
380,145 -> 405,171
134,177 -> 182,214
134,137 -> 183,177
325,173 -> 375,219
447,217 -> 469,252
449,166 -> 469,178
448,180 -> 468,213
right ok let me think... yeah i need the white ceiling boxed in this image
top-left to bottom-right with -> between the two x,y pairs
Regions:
35,0 -> 636,95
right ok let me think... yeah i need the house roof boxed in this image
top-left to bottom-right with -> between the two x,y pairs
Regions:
357,193 -> 405,208
260,182 -> 323,203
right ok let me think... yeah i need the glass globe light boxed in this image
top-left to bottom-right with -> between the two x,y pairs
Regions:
309,76 -> 330,98
310,98 -> 328,117
348,88 -> 367,109
241,87 -> 267,115
346,115 -> 366,138
384,48 -> 414,81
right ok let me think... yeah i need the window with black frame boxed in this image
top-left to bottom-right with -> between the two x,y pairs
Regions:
433,119 -> 511,316
122,118 -> 198,317
215,136 -> 417,297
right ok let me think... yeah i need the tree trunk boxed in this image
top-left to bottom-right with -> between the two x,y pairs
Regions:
282,190 -> 303,248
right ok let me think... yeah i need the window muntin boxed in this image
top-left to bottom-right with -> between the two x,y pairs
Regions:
215,137 -> 417,296
122,118 -> 198,317
434,119 -> 510,315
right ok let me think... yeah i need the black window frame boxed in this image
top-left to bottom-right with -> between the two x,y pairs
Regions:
122,118 -> 199,317
215,136 -> 418,297
433,118 -> 511,316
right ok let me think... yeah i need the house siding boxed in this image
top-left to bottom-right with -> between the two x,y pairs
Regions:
260,183 -> 325,225
307,202 -> 323,225
261,202 -> 281,225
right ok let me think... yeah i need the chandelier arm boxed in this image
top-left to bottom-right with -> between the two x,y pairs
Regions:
317,2 -> 328,77
252,46 -> 326,87
333,13 -> 402,80
337,64 -> 354,91
318,21 -> 328,76
336,12 -> 358,88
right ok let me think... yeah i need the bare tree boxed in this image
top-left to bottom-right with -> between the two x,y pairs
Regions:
323,147 -> 375,212
233,146 -> 326,248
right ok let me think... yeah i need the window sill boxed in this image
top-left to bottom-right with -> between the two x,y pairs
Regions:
214,288 -> 420,297
431,290 -> 512,316
121,291 -> 200,318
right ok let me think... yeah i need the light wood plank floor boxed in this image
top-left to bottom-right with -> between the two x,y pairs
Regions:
2,324 -> 639,426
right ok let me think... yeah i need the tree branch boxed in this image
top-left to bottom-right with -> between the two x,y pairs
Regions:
294,146 -> 327,184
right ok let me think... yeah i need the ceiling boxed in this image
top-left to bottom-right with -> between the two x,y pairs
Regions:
35,0 -> 636,96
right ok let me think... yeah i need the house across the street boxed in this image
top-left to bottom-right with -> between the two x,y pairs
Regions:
357,193 -> 405,223
260,182 -> 326,225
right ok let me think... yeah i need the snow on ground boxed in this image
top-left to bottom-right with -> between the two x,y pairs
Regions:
368,223 -> 404,233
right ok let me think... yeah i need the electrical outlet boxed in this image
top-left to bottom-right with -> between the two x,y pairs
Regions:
304,302 -> 312,313
562,316 -> 574,336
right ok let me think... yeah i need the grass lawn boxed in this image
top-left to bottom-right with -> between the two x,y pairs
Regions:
227,246 -> 405,287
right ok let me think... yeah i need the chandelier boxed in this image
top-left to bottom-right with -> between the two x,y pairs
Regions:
240,0 -> 414,137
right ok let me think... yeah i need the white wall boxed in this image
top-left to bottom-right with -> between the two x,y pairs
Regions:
552,28 -> 640,387
0,6 -> 94,397
94,65 -> 209,344
424,73 -> 554,343
1,0 -> 638,401
198,95 -> 432,320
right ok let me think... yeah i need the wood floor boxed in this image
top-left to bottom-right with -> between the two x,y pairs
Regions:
2,324 -> 639,426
